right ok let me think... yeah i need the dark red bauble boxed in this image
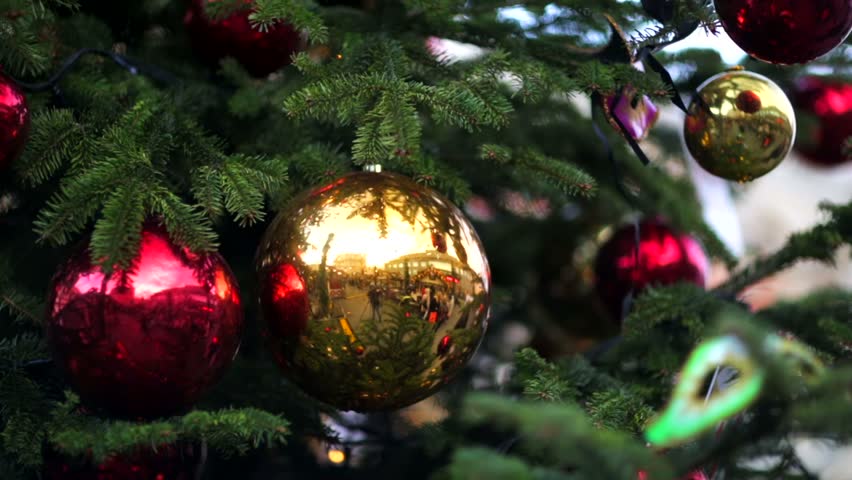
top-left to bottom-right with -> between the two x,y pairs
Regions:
43,443 -> 204,480
638,470 -> 708,480
595,219 -> 709,322
792,76 -> 852,167
0,73 -> 30,171
714,0 -> 852,64
46,223 -> 243,419
184,0 -> 302,77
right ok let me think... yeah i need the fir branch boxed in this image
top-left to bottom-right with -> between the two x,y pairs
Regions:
190,165 -> 226,219
90,183 -> 146,271
49,406 -> 289,461
480,144 -> 597,197
514,348 -> 579,402
33,164 -> 118,246
446,447 -> 560,480
283,72 -> 392,124
352,110 -> 390,164
714,201 -> 852,297
1,413 -> 44,467
220,161 -> 268,226
756,290 -> 852,359
623,283 -> 727,341
0,288 -> 43,326
0,334 -> 46,370
0,15 -> 52,76
145,186 -> 218,252
14,109 -> 82,187
286,144 -> 350,187
460,394 -> 674,479
251,0 -> 328,43
586,390 -> 654,435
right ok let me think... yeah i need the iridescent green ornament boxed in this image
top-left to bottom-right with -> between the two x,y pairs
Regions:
646,331 -> 824,448
645,335 -> 763,448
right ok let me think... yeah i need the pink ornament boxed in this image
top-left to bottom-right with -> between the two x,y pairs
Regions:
606,87 -> 660,141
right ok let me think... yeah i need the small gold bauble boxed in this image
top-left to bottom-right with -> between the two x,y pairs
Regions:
683,69 -> 796,182
256,172 -> 491,411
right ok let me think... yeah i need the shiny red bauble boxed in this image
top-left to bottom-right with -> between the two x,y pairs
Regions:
43,443 -> 203,480
638,470 -> 708,480
595,219 -> 709,322
0,73 -> 30,171
714,0 -> 852,65
46,223 -> 243,419
792,76 -> 852,167
184,0 -> 302,77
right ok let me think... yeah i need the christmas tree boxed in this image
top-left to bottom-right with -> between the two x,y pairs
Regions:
2,0 -> 852,478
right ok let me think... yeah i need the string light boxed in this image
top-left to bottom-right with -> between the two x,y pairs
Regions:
327,448 -> 346,464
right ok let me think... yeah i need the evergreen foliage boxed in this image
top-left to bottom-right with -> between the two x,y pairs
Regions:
1,0 -> 852,478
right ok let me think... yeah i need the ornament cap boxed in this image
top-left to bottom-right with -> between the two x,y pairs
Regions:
363,164 -> 383,172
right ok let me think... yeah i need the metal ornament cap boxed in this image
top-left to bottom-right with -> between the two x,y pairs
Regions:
683,69 -> 796,182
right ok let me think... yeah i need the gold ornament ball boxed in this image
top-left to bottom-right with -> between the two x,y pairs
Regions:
683,69 -> 796,182
256,171 -> 491,411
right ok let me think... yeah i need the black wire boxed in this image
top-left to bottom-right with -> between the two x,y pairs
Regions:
640,49 -> 689,114
607,91 -> 652,166
633,16 -> 701,116
591,93 -> 637,205
7,47 -> 177,93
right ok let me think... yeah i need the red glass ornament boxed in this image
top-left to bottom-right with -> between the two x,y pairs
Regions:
595,219 -> 709,322
43,443 -> 203,480
714,0 -> 852,65
793,76 -> 852,167
0,73 -> 30,171
46,223 -> 243,419
184,0 -> 302,77
638,470 -> 708,480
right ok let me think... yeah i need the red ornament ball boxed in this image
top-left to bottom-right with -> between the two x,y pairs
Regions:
714,0 -> 852,65
0,72 -> 30,171
43,443 -> 203,480
792,76 -> 852,167
184,0 -> 302,77
638,470 -> 708,480
46,223 -> 243,419
595,219 -> 709,322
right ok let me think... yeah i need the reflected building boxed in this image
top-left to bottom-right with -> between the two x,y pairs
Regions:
334,253 -> 367,274
257,172 -> 491,411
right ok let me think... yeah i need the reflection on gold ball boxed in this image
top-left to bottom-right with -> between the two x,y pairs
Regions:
684,69 -> 795,182
257,172 -> 491,411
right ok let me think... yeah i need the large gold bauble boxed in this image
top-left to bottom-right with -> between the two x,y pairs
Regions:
256,172 -> 491,411
683,69 -> 796,182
